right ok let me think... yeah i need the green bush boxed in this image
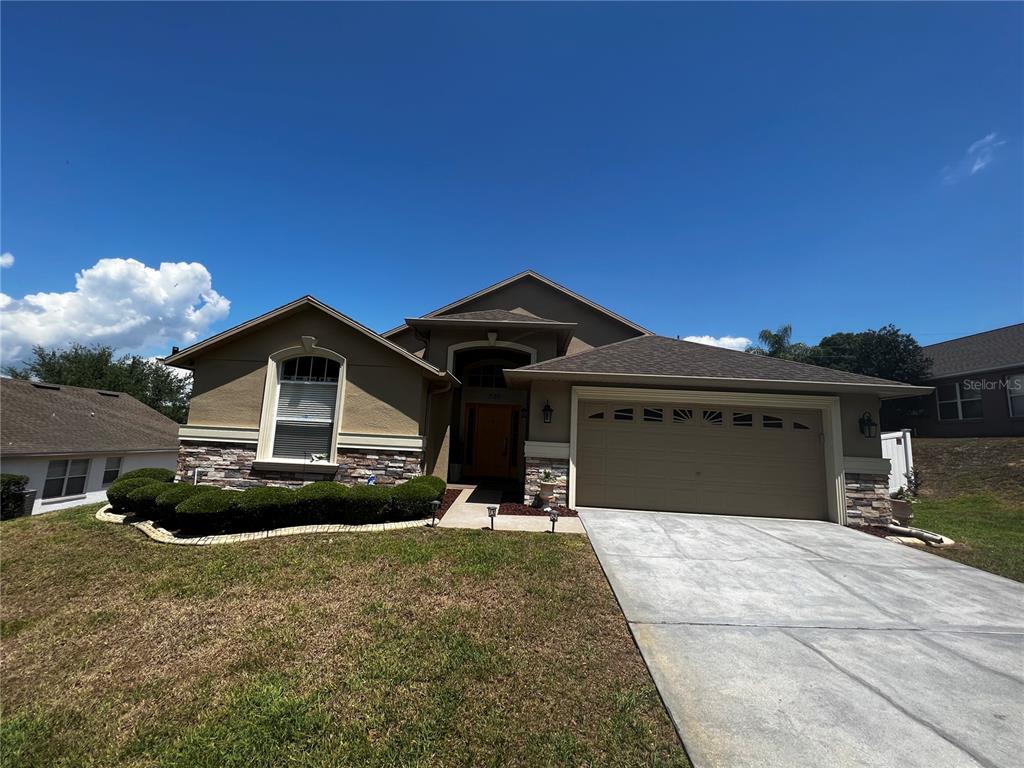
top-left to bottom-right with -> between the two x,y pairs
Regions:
154,484 -> 218,526
118,467 -> 176,484
106,476 -> 162,515
295,481 -> 349,524
174,488 -> 241,534
0,474 -> 29,519
125,481 -> 174,517
346,485 -> 393,524
236,486 -> 297,530
391,477 -> 446,520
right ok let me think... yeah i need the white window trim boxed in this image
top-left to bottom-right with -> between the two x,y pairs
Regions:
256,337 -> 347,464
569,386 -> 847,525
936,381 -> 982,421
1007,371 -> 1024,419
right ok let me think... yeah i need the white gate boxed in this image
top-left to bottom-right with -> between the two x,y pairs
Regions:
881,430 -> 914,495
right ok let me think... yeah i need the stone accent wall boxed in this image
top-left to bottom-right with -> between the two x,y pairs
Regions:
524,456 -> 569,507
844,471 -> 892,527
176,441 -> 423,489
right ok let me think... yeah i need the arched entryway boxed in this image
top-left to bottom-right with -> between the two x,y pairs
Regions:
450,347 -> 532,482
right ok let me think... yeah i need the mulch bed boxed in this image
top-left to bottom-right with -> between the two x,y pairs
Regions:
856,524 -> 893,539
435,488 -> 462,520
499,503 -> 578,518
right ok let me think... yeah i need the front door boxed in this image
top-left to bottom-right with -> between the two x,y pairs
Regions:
463,403 -> 520,478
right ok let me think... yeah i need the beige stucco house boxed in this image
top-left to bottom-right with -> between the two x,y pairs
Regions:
164,271 -> 931,526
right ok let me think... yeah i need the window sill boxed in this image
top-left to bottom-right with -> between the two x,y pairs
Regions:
252,459 -> 338,474
41,494 -> 87,505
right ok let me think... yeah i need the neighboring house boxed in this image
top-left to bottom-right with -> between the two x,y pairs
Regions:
910,323 -> 1024,438
0,379 -> 179,514
163,270 -> 931,527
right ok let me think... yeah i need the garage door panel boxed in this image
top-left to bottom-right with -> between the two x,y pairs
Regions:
576,401 -> 827,520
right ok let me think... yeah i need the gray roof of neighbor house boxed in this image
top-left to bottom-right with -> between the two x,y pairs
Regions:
0,378 -> 179,456
505,335 -> 932,396
922,323 -> 1024,379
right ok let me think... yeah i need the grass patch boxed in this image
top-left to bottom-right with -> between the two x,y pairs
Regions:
0,504 -> 688,767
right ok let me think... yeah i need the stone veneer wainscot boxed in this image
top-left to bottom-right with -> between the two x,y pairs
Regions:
177,441 -> 422,488
844,471 -> 893,527
524,456 -> 569,507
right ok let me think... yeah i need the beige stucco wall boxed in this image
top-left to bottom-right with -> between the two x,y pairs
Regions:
524,380 -> 884,459
187,305 -> 427,436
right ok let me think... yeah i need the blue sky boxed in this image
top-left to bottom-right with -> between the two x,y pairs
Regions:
2,2 -> 1021,362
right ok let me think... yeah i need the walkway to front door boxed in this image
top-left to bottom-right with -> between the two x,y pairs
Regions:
580,508 -> 1024,768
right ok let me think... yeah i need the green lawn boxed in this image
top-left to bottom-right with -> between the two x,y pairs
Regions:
0,504 -> 688,768
910,437 -> 1024,583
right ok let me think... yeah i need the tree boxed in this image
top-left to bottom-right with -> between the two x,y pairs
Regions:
746,324 -> 814,362
5,344 -> 192,423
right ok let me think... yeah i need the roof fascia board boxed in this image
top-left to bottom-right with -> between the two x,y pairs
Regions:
382,270 -> 650,338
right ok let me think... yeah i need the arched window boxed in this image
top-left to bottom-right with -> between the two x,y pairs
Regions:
271,355 -> 341,460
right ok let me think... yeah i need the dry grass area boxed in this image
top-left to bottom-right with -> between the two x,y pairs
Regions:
0,504 -> 688,768
911,437 -> 1024,582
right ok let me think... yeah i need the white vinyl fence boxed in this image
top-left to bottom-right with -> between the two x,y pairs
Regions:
881,430 -> 914,495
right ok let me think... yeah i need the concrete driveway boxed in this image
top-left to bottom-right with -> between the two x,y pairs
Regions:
579,509 -> 1024,768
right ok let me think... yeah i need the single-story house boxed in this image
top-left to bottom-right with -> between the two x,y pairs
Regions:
163,271 -> 931,527
909,323 -> 1024,438
0,379 -> 179,513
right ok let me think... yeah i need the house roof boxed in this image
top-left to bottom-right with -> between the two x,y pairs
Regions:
922,323 -> 1024,379
504,335 -> 933,397
423,309 -> 565,323
382,270 -> 651,337
162,296 -> 450,379
0,378 -> 179,457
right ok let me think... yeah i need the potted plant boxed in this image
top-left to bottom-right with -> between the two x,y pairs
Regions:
538,469 -> 558,504
889,468 -> 922,525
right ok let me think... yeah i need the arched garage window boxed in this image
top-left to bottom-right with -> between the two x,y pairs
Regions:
272,355 -> 341,460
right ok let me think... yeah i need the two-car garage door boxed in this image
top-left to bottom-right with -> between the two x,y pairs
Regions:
575,400 -> 827,520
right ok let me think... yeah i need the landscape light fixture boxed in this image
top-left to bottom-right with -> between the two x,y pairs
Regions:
858,411 -> 878,438
542,401 -> 553,424
546,506 -> 559,533
430,499 -> 441,527
487,505 -> 498,530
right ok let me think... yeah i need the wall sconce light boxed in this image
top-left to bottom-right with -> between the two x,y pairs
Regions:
858,411 -> 878,438
542,401 -> 553,424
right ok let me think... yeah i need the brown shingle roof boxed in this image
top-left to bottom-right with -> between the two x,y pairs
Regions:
433,309 -> 563,323
923,324 -> 1024,379
0,378 -> 179,456
511,335 -> 919,388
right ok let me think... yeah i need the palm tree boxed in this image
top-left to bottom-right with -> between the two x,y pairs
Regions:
747,324 -> 793,357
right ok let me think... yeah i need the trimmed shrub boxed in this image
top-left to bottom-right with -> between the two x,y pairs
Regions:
295,482 -> 350,524
1,474 -> 29,519
235,486 -> 297,530
175,488 -> 241,534
118,467 -> 176,484
346,485 -> 393,524
154,483 -> 218,526
106,476 -> 161,514
126,481 -> 175,517
391,477 -> 446,520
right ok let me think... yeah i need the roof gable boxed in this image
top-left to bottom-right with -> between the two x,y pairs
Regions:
0,379 -> 178,456
923,323 -> 1024,379
163,296 -> 446,377
382,271 -> 650,339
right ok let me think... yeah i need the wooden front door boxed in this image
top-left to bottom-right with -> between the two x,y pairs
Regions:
464,403 -> 520,478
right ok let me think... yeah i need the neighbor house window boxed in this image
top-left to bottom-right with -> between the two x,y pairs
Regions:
1008,372 -> 1024,418
936,381 -> 982,421
43,459 -> 90,499
272,355 -> 341,460
102,457 -> 123,486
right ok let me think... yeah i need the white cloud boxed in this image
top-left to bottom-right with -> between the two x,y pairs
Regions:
683,334 -> 752,351
0,257 -> 230,363
942,132 -> 1007,184
0,252 -> 14,268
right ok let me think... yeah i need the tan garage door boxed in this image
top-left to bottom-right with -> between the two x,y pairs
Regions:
575,401 -> 827,519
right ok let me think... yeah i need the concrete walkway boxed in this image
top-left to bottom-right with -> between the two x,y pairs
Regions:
580,508 -> 1024,768
439,487 -> 585,534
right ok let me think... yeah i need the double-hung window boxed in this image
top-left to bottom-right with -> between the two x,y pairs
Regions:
1007,372 -> 1024,418
936,381 -> 983,421
272,355 -> 341,461
102,457 -> 123,486
43,459 -> 90,499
